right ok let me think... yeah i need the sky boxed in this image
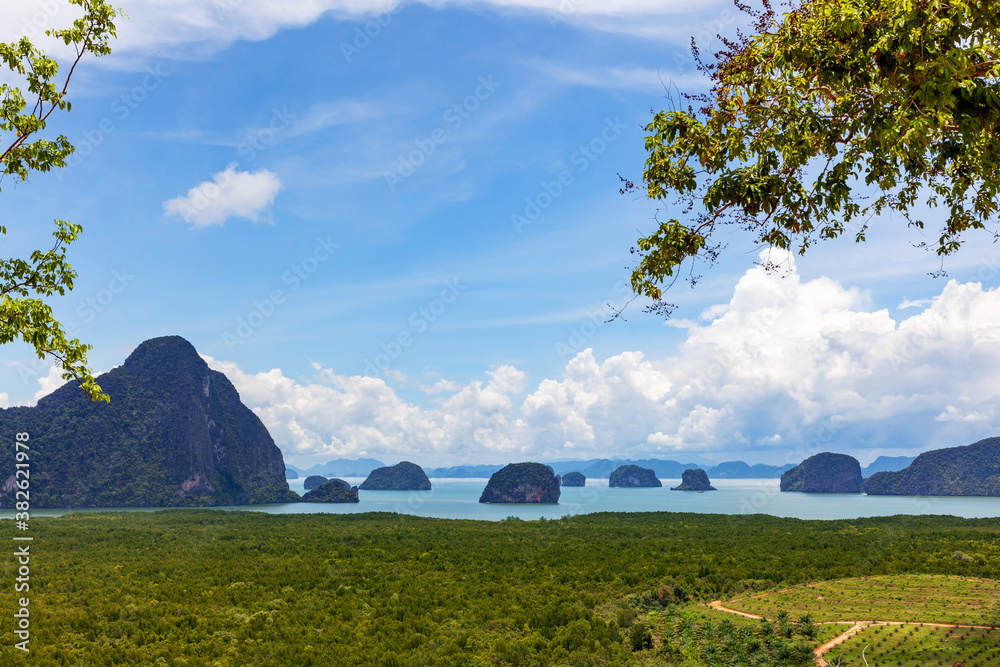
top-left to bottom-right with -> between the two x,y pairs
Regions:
3,0 -> 1000,470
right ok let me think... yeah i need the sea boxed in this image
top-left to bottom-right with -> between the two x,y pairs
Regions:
6,478 -> 1000,521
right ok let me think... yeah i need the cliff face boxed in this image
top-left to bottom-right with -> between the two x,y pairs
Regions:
479,463 -> 560,503
671,468 -> 716,491
301,479 -> 359,503
561,472 -> 586,487
863,437 -> 1000,496
609,465 -> 662,488
360,461 -> 432,491
780,453 -> 862,493
0,336 -> 298,508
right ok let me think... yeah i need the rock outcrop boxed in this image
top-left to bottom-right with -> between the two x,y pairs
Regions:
671,468 -> 716,491
479,463 -> 560,503
561,471 -> 586,487
780,453 -> 862,493
359,461 -> 432,491
609,465 -> 662,488
304,475 -> 329,490
300,479 -> 359,503
0,335 -> 298,509
863,437 -> 1000,496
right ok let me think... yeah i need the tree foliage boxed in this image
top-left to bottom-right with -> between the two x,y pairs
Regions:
1,511 -> 999,665
627,0 -> 1000,309
1,0 -> 121,402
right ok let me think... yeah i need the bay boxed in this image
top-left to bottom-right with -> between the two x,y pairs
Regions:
6,478 -> 1000,521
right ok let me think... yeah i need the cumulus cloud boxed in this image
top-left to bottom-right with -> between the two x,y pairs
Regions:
0,392 -> 8,409
33,365 -> 66,404
163,164 -> 282,228
205,250 -> 1000,466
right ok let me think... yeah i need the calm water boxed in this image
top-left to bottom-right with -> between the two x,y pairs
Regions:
6,478 -> 1000,521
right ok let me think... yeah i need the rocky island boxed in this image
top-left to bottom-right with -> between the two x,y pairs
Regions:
303,475 -> 329,490
609,465 -> 662,488
0,335 -> 299,509
300,478 -> 359,503
561,471 -> 586,486
863,437 -> 1000,496
360,461 -> 432,491
780,452 -> 862,493
479,463 -> 560,503
671,468 -> 716,491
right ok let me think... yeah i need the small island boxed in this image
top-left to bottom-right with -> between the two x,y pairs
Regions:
285,468 -> 299,479
561,471 -> 586,487
780,453 -> 862,493
479,462 -> 560,503
671,468 -> 716,491
609,465 -> 662,488
360,461 -> 432,491
303,475 -> 329,490
301,479 -> 359,503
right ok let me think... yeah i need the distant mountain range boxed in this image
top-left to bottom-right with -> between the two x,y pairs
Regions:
289,458 -> 797,479
861,455 -> 916,477
289,455 -> 922,481
286,458 -> 387,478
423,459 -> 797,479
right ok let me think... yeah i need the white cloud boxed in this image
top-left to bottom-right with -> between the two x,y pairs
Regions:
523,60 -> 689,92
203,356 -> 528,464
1,0 -> 733,68
163,164 -> 283,228
290,100 -> 387,136
898,297 -> 933,309
33,365 -> 66,403
205,251 -> 1000,466
0,392 -> 8,409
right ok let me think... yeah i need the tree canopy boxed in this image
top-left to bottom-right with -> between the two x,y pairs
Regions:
627,0 -> 1000,310
1,0 -> 120,402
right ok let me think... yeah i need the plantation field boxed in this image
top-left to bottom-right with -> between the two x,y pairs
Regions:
720,574 -> 1000,625
2,511 -> 999,665
824,623 -> 1000,667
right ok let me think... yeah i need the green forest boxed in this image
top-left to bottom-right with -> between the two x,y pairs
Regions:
2,511 -> 999,665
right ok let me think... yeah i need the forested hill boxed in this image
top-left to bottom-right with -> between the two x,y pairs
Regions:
863,437 -> 1000,496
0,336 -> 298,508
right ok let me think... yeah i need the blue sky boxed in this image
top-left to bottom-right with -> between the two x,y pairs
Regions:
4,0 -> 1000,469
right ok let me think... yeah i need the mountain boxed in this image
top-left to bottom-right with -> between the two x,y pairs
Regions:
423,458 -> 792,479
304,475 -> 329,490
609,465 -> 662,488
780,453 -> 862,493
861,456 -> 917,478
301,479 -> 359,503
360,461 -> 432,491
708,461 -> 796,478
863,437 -> 1000,496
561,472 -> 586,486
0,336 -> 298,509
583,459 -> 699,479
425,464 -> 503,478
672,469 -> 716,491
479,463 -> 560,503
289,458 -> 386,478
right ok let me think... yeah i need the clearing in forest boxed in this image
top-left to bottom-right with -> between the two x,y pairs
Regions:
718,574 -> 1000,625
